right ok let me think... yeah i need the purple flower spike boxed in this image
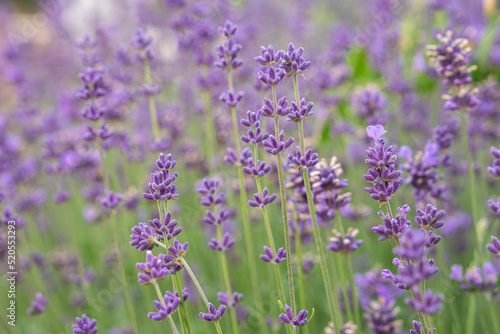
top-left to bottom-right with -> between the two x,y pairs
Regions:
217,291 -> 244,308
327,227 -> 363,253
366,124 -> 387,144
209,232 -> 236,252
168,239 -> 189,258
260,246 -> 286,264
488,196 -> 500,217
383,258 -> 439,289
130,222 -> 157,251
197,179 -> 225,206
199,303 -> 226,322
415,204 -> 445,229
488,145 -> 500,178
143,163 -> 179,201
287,98 -> 314,123
288,147 -> 319,169
248,188 -> 277,208
27,292 -> 47,315
242,159 -> 271,177
258,67 -> 286,87
156,153 -> 177,171
203,209 -> 231,226
99,191 -> 122,210
254,45 -> 283,66
450,262 -> 499,291
72,314 -> 97,334
263,130 -> 294,155
410,320 -> 436,334
405,287 -> 443,315
279,304 -> 309,327
218,20 -> 237,38
136,251 -> 169,285
280,43 -> 311,77
148,291 -> 181,321
81,105 -> 104,121
258,97 -> 292,118
219,90 -> 244,108
131,28 -> 153,50
487,236 -> 500,255
373,205 -> 412,242
77,67 -> 108,100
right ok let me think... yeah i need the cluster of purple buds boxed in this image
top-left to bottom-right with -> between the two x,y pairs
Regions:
258,97 -> 292,118
487,236 -> 500,255
148,290 -> 181,321
224,147 -> 252,167
411,321 -> 437,334
136,251 -> 169,285
220,90 -> 244,108
364,300 -> 402,334
488,145 -> 500,178
254,45 -> 283,66
241,110 -> 269,145
287,98 -> 314,123
99,190 -> 122,210
288,147 -> 319,170
258,67 -> 286,87
450,262 -> 499,291
143,153 -> 179,201
364,125 -> 403,204
72,314 -> 97,334
351,85 -> 388,125
310,157 -> 349,193
77,67 -> 108,101
248,187 -> 277,208
383,257 -> 439,289
263,130 -> 294,155
209,232 -> 235,252
279,43 -> 311,77
279,304 -> 309,327
416,204 -> 445,230
242,159 -> 272,177
260,246 -> 286,264
131,28 -> 154,61
315,191 -> 352,223
405,287 -> 443,315
130,212 -> 182,251
489,196 -> 500,217
199,303 -> 226,322
27,292 -> 47,315
198,179 -> 225,207
214,20 -> 243,70
217,291 -> 243,308
373,205 -> 412,242
327,227 -> 363,253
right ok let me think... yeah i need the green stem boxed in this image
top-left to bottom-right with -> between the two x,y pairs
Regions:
272,85 -> 297,319
110,210 -> 139,334
97,140 -> 111,190
180,258 -> 224,334
216,224 -> 240,334
144,59 -> 161,141
437,245 -> 461,333
346,253 -> 362,329
153,281 -> 179,334
204,89 -> 216,172
292,204 -> 309,334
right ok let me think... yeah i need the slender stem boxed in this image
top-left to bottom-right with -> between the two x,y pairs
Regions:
292,205 -> 309,334
97,140 -> 110,190
272,85 -> 297,319
180,257 -> 224,334
144,59 -> 161,141
486,293 -> 500,334
227,65 -> 265,332
110,210 -> 139,334
216,224 -> 240,334
153,281 -> 180,334
465,294 -> 476,334
346,253 -> 362,329
437,244 -> 461,333
460,111 -> 481,258
334,215 -> 355,322
204,88 -> 216,172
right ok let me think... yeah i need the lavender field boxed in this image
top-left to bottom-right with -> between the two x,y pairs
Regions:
1,0 -> 500,333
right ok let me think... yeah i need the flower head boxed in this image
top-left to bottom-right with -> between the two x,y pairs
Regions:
27,292 -> 47,315
405,287 -> 443,315
254,45 -> 283,66
148,291 -> 181,321
279,304 -> 309,327
327,227 -> 363,253
199,303 -> 226,322
260,246 -> 286,264
136,251 -> 169,285
72,314 -> 97,334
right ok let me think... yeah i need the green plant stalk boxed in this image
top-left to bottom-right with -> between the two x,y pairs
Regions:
226,67 -> 265,332
333,253 -> 353,322
97,140 -> 111,190
204,89 -> 216,173
465,294 -> 476,334
216,223 -> 240,334
180,257 -> 224,334
292,205 -> 309,334
159,201 -> 191,334
153,280 -> 180,334
460,111 -> 481,258
485,293 -> 500,334
144,58 -> 161,141
293,74 -> 341,331
272,84 -> 297,319
436,242 -> 461,333
110,210 -> 139,334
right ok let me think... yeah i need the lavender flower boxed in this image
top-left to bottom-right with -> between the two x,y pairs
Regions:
351,85 -> 388,125
280,43 -> 311,77
167,239 -> 189,258
143,168 -> 178,202
327,227 -> 363,253
488,145 -> 500,178
258,67 -> 286,87
279,304 -> 309,327
209,232 -> 235,252
383,258 -> 439,289
260,246 -> 286,264
197,179 -> 225,207
405,287 -> 443,315
450,262 -> 499,291
240,110 -> 269,145
27,292 -> 47,315
148,291 -> 181,321
258,97 -> 292,118
72,314 -> 97,334
364,299 -> 402,334
99,191 -> 122,210
136,251 -> 169,285
310,157 -> 349,193
393,229 -> 426,260
254,45 -> 283,66
77,67 -> 108,100
215,21 -> 243,70
219,90 -> 244,108
130,222 -> 158,251
199,303 -> 226,322
217,291 -> 243,308
242,159 -> 272,177
287,98 -> 314,123
364,125 -> 403,204
263,130 -> 294,155
373,205 -> 412,242
248,187 -> 277,208
411,320 -> 437,334
488,196 -> 500,217
487,236 -> 500,255
415,204 -> 445,229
